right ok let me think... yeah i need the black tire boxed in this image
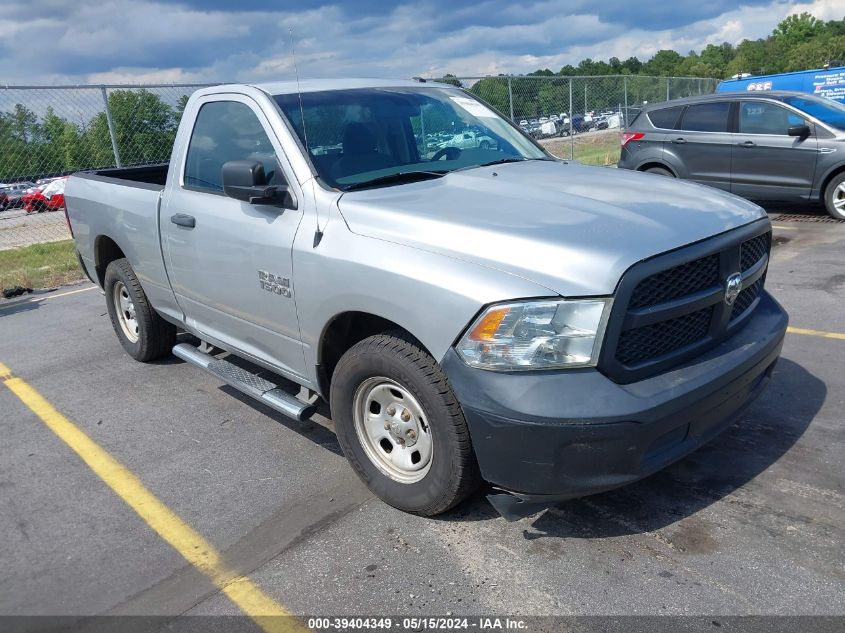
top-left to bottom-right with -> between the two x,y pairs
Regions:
645,166 -> 673,177
104,258 -> 175,362
479,140 -> 490,150
330,332 -> 481,516
823,172 -> 845,220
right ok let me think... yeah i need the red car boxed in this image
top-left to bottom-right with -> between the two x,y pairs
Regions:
22,177 -> 67,213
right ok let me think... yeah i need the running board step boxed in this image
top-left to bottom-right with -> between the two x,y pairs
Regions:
172,343 -> 317,422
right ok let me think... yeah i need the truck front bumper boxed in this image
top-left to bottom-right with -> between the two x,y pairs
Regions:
441,291 -> 788,507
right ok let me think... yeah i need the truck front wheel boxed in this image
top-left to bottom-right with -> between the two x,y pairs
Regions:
330,332 -> 480,516
104,258 -> 175,362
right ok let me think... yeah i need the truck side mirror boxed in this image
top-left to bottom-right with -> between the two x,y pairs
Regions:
222,160 -> 297,209
787,124 -> 810,138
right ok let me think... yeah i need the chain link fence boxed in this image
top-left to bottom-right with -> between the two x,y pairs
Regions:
1,76 -> 718,252
432,75 -> 720,166
0,209 -> 71,250
0,84 -> 216,182
0,83 -> 215,254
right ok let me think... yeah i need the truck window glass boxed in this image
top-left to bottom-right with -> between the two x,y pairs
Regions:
274,87 -> 548,190
740,102 -> 804,135
184,101 -> 281,193
679,102 -> 730,133
647,106 -> 683,129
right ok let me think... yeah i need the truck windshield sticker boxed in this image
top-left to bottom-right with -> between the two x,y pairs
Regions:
449,96 -> 497,119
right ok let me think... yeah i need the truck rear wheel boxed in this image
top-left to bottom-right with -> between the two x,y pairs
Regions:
330,332 -> 480,516
104,258 -> 175,362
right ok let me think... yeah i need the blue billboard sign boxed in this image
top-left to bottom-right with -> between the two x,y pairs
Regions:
717,67 -> 845,103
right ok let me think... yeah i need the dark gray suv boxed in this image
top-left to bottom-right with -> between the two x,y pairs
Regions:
618,91 -> 845,219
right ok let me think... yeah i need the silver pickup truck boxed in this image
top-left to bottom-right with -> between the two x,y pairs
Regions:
66,79 -> 788,517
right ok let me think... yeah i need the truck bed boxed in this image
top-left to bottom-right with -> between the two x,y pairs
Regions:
66,162 -> 179,320
82,163 -> 169,188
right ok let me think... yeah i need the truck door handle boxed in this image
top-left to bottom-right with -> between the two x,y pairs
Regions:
738,140 -> 756,148
170,213 -> 196,228
672,137 -> 686,144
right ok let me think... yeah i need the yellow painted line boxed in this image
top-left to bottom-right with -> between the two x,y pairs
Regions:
787,326 -> 845,341
0,361 -> 305,632
30,285 -> 98,302
0,284 -> 98,311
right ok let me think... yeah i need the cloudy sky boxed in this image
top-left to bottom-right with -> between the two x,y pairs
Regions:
0,0 -> 842,85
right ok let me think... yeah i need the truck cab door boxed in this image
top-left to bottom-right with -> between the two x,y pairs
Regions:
160,95 -> 308,381
731,100 -> 817,201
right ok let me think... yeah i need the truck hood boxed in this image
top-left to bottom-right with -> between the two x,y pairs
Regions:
336,160 -> 767,296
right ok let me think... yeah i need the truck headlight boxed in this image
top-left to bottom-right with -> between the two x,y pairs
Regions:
455,299 -> 610,371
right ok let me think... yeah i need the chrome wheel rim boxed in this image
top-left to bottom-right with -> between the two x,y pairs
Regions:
113,281 -> 139,343
352,377 -> 433,484
833,183 -> 845,212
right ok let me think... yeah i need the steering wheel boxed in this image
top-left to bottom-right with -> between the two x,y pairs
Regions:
431,146 -> 462,161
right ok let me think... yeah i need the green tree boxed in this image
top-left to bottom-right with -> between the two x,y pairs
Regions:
644,50 -> 684,76
12,104 -> 38,142
439,74 -> 463,87
81,112 -> 120,169
175,94 -> 191,121
621,57 -> 643,74
785,34 -> 845,71
726,39 -> 771,76
106,89 -> 177,164
825,18 -> 845,37
469,77 -> 511,117
537,80 -> 568,116
773,12 -> 825,47
0,105 -> 40,179
697,43 -> 735,78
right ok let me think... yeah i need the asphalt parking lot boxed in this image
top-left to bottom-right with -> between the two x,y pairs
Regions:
1,209 -> 844,630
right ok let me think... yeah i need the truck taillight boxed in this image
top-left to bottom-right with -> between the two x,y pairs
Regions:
621,132 -> 644,147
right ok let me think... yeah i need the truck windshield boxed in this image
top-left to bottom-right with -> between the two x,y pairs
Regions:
274,86 -> 550,190
783,95 -> 845,132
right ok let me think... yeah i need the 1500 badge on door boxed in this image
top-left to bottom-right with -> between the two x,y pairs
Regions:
258,271 -> 291,298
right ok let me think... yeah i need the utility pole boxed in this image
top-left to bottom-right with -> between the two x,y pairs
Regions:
507,76 -> 514,121
623,76 -> 629,127
569,79 -> 574,160
100,86 -> 122,167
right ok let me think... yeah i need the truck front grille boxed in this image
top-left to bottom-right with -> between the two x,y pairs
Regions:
740,234 -> 768,272
730,278 -> 764,321
628,254 -> 719,309
599,224 -> 771,383
616,307 -> 714,366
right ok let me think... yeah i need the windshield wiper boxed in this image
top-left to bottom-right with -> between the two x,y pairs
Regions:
477,157 -> 528,168
454,157 -> 552,173
343,170 -> 447,191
